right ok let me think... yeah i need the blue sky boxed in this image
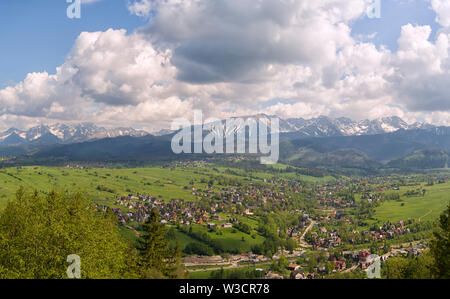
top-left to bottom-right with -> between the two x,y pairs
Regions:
0,0 -> 145,88
352,0 -> 440,51
0,0 -> 449,130
0,0 -> 442,89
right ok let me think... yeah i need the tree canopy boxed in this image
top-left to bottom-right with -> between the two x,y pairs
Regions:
0,188 -> 134,279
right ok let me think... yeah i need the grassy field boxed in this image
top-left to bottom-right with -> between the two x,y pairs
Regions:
186,223 -> 265,253
0,164 -> 330,210
165,212 -> 265,253
0,164 -> 322,254
373,181 -> 450,223
167,226 -> 207,249
0,166 -> 211,209
214,164 -> 336,183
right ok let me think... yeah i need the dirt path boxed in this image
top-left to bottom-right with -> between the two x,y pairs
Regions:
419,210 -> 433,222
299,220 -> 315,248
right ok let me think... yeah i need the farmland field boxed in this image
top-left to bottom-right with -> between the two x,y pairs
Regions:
1,164 -> 448,258
373,181 -> 450,223
0,164 -> 331,210
0,166 -> 206,209
0,164 -> 330,255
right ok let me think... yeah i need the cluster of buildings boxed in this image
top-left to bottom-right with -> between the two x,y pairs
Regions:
366,220 -> 411,240
309,230 -> 343,249
97,178 -> 310,226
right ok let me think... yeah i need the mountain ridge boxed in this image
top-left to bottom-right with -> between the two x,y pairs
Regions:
0,116 -> 436,145
0,123 -> 149,145
157,114 -> 436,138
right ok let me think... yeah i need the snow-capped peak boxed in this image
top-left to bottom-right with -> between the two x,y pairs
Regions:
0,123 -> 149,145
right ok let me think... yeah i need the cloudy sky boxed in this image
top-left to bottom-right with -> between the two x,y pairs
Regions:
0,0 -> 450,132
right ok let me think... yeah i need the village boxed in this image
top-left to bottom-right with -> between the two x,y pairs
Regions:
90,169 -> 444,278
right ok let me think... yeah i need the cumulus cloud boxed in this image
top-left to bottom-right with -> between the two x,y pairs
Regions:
429,0 -> 450,28
1,0 -> 450,131
388,24 -> 450,112
0,29 -> 187,131
138,0 -> 369,84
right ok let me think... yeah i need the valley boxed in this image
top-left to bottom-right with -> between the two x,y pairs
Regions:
0,161 -> 448,279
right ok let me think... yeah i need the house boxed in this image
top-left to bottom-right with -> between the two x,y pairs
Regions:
288,264 -> 300,271
359,250 -> 371,262
222,223 -> 233,229
334,261 -> 346,270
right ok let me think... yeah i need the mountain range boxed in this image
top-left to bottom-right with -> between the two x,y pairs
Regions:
0,116 -> 448,173
0,123 -> 148,145
249,114 -> 433,137
0,116 -> 436,146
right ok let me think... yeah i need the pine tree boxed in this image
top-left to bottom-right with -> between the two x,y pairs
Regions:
138,208 -> 170,278
430,204 -> 450,279
166,242 -> 186,279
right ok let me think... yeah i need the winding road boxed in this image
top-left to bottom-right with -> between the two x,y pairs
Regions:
299,220 -> 316,248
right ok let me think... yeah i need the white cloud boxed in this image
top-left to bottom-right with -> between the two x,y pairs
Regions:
1,0 -> 450,131
127,0 -> 153,17
430,0 -> 450,28
388,24 -> 450,112
137,0 -> 369,84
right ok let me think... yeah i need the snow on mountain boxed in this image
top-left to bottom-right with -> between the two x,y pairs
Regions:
0,123 -> 149,145
0,116 -> 437,146
201,115 -> 436,138
283,115 -> 430,137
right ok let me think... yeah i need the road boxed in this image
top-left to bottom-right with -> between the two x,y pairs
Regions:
299,220 -> 316,248
187,261 -> 272,273
187,254 -> 305,273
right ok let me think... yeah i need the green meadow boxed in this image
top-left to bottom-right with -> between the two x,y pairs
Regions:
165,213 -> 265,254
0,164 -> 322,253
0,164 -> 330,210
189,224 -> 265,253
0,166 -> 208,209
214,164 -> 336,183
373,181 -> 450,223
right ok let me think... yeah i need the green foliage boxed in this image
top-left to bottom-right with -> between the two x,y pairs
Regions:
382,206 -> 450,279
430,204 -> 450,279
388,148 -> 449,170
138,208 -> 185,278
96,185 -> 115,193
382,253 -> 434,279
234,222 -> 251,234
270,255 -> 289,273
0,187 -> 134,279
184,242 -> 214,256
285,239 -> 297,252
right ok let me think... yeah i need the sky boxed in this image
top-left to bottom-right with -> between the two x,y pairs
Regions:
0,0 -> 450,132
